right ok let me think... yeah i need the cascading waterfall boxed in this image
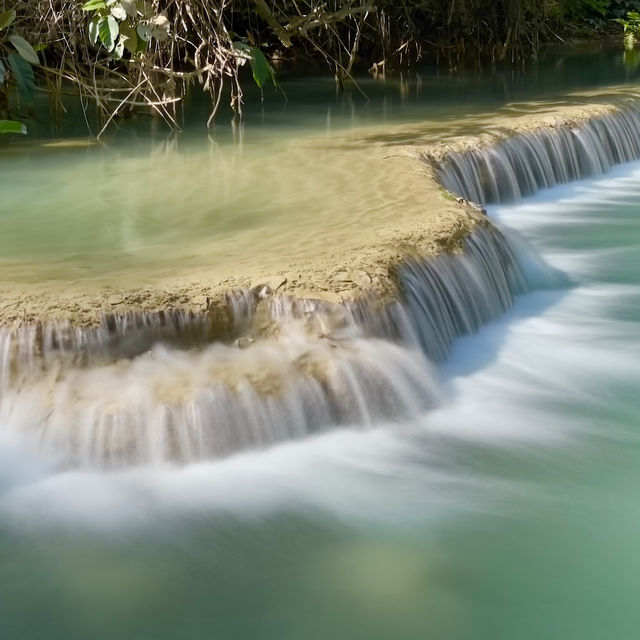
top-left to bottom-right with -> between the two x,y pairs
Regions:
399,226 -> 529,362
9,99 -> 608,469
0,332 -> 441,468
0,225 -> 535,468
0,310 -> 214,384
435,102 -> 640,204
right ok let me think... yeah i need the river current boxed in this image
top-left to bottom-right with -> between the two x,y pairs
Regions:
2,48 -> 640,639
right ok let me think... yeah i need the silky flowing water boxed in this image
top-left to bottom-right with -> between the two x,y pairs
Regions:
2,47 -> 640,639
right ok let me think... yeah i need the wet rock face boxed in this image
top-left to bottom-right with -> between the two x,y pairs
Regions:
0,303 -> 441,469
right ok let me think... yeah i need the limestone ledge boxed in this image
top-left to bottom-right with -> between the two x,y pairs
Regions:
0,207 -> 482,330
3,87 -> 638,330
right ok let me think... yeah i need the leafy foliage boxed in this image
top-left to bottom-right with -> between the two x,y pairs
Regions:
97,15 -> 119,53
0,10 -> 16,31
616,9 -> 640,35
233,41 -> 277,89
81,0 -> 170,57
0,3 -> 38,131
8,34 -> 39,65
6,52 -> 35,106
1,0 -> 637,134
615,8 -> 640,61
0,118 -> 26,134
609,0 -> 640,18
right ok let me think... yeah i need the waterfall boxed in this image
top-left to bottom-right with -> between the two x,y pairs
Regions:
0,331 -> 442,468
400,226 -> 529,362
435,103 -> 640,204
0,225 -> 542,468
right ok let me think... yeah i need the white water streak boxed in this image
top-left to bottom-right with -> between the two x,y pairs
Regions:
437,105 -> 640,204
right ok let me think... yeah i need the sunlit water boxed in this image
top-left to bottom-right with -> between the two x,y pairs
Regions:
3,49 -> 640,639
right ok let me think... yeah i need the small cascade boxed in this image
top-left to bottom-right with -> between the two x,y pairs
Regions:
435,103 -> 640,204
399,226 -> 529,362
0,226 -> 538,468
0,291 -> 271,390
1,310 -> 211,380
0,331 -> 440,468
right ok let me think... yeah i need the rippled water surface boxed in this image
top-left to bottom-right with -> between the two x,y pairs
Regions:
1,44 -> 640,287
2,47 -> 640,639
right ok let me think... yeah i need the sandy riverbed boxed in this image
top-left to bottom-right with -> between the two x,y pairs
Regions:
1,85 -> 638,326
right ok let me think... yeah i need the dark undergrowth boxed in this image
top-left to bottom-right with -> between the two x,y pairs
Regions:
0,0 -> 638,133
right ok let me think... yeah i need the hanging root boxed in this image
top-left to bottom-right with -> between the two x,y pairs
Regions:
8,0 -> 597,134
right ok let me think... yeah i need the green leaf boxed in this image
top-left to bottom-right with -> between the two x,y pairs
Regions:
121,0 -> 138,18
89,16 -> 100,44
111,4 -> 127,21
135,36 -> 148,53
0,9 -> 16,30
0,119 -> 27,135
8,35 -> 40,65
82,0 -> 106,10
136,23 -> 152,43
138,1 -> 154,19
248,47 -> 276,88
7,52 -> 35,106
119,21 -> 138,53
98,15 -> 119,52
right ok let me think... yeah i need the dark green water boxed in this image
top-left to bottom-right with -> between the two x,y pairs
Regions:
16,41 -> 640,141
2,47 -> 640,639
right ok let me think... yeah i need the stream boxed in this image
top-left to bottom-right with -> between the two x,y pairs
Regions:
1,45 -> 640,639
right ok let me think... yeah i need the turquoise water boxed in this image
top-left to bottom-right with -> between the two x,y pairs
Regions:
2,162 -> 640,640
1,44 -> 638,289
2,49 -> 640,639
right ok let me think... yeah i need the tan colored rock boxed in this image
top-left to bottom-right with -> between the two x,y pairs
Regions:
2,87 -> 636,327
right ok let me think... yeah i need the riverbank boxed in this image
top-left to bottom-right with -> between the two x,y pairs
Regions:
1,85 -> 640,328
